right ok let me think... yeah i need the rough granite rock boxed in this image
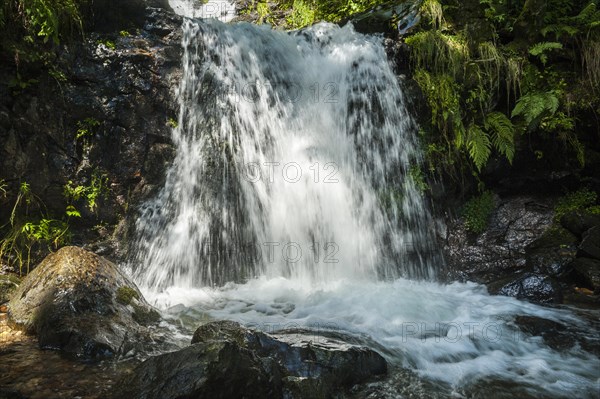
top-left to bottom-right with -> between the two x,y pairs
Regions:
8,246 -> 170,359
443,196 -> 554,284
111,320 -> 387,399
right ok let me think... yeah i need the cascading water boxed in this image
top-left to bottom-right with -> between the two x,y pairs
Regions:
128,9 -> 599,398
131,18 -> 440,290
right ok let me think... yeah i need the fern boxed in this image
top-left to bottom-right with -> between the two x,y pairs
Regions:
511,91 -> 559,129
466,124 -> 492,171
485,112 -> 516,164
529,42 -> 563,65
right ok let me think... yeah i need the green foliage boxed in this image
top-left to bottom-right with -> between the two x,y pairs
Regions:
420,0 -> 443,29
485,112 -> 516,164
414,69 -> 464,140
167,117 -> 179,128
76,117 -> 100,139
462,190 -> 496,234
406,0 -> 599,179
256,1 -> 270,24
408,165 -> 429,193
405,31 -> 469,79
116,286 -> 139,305
511,91 -> 559,130
97,38 -> 116,50
64,171 -> 109,214
529,42 -> 563,65
0,182 -> 71,274
466,124 -> 491,171
287,0 -> 315,29
1,0 -> 84,46
554,188 -> 599,221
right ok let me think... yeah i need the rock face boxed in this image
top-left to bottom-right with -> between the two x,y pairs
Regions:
111,320 -> 387,399
8,246 -> 166,359
443,194 -> 600,306
443,196 -> 555,284
0,5 -> 182,263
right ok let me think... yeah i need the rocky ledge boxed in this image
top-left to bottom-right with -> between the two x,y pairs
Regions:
443,195 -> 600,307
110,320 -> 388,399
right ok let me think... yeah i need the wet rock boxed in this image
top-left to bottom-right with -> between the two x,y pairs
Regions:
578,226 -> 600,260
570,258 -> 600,293
0,275 -> 20,305
8,246 -> 167,359
489,273 -> 562,304
560,210 -> 600,237
525,227 -> 577,277
112,321 -> 387,399
443,196 -> 554,284
0,5 -> 182,263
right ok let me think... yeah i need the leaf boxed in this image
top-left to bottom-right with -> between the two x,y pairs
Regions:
467,124 -> 492,171
485,112 -> 516,164
511,91 -> 559,129
65,205 -> 81,218
529,42 -> 563,65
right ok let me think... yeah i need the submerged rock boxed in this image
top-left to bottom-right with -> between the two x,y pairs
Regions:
111,320 -> 387,399
8,246 -> 166,359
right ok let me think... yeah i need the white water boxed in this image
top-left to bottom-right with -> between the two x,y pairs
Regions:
129,14 -> 600,399
168,0 -> 236,21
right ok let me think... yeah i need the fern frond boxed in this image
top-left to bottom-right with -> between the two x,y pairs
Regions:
511,91 -> 559,129
529,42 -> 563,64
485,112 -> 516,164
466,124 -> 492,171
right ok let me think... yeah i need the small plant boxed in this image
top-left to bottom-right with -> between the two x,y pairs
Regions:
0,180 -> 6,197
116,286 -> 139,305
256,1 -> 270,24
463,190 -> 496,234
119,30 -> 130,37
76,117 -> 101,139
0,182 -> 71,275
554,188 -> 599,221
167,117 -> 179,128
64,171 -> 109,214
97,38 -> 116,50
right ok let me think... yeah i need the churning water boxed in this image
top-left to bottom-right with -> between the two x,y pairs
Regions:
128,13 -> 599,399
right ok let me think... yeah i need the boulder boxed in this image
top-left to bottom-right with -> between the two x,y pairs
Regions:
525,227 -> 577,277
489,273 -> 562,304
111,321 -> 387,399
578,226 -> 600,260
570,257 -> 600,293
8,246 -> 167,359
560,210 -> 600,237
443,196 -> 554,284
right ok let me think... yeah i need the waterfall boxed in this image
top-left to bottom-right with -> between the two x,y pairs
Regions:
126,13 -> 599,398
130,19 -> 440,291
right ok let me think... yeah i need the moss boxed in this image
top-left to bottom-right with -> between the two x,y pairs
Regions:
554,189 -> 599,222
115,286 -> 139,305
132,303 -> 161,325
462,191 -> 496,234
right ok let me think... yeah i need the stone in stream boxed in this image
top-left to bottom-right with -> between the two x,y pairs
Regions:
110,320 -> 388,399
578,226 -> 600,260
488,272 -> 563,304
7,246 -> 169,359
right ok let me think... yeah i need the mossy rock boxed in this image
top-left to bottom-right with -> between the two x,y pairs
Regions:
116,286 -> 140,305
